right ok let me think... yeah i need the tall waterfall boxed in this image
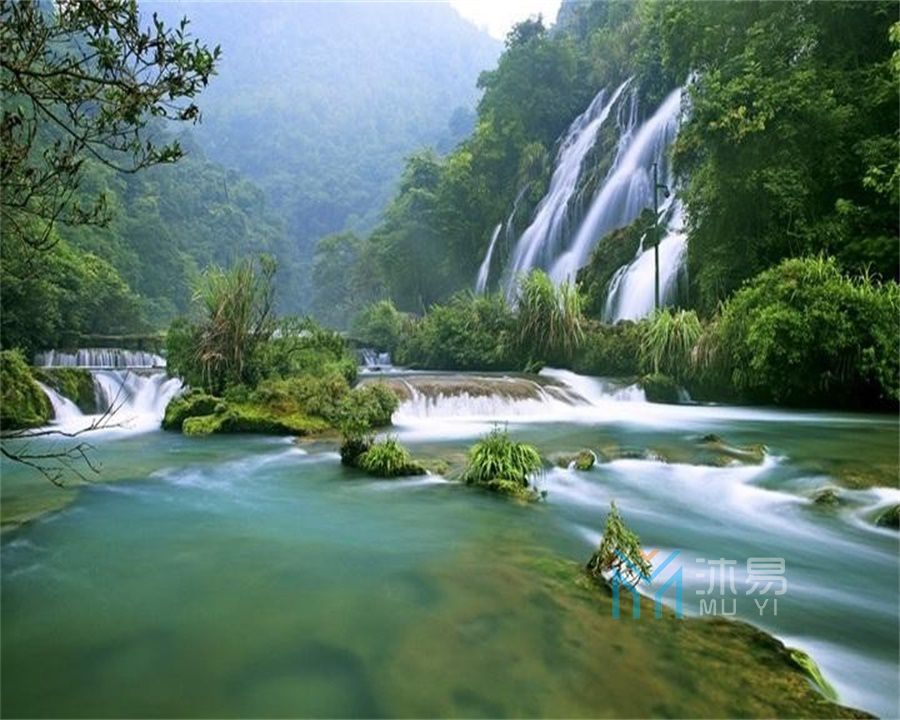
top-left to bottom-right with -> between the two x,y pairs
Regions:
475,223 -> 502,294
504,79 -> 631,294
603,200 -> 688,321
498,83 -> 685,319
549,86 -> 683,284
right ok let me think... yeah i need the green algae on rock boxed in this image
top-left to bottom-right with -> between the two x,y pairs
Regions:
0,350 -> 50,430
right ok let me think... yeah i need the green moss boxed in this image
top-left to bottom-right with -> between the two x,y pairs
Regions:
574,449 -> 595,471
32,368 -> 96,413
357,437 -> 426,478
789,649 -> 839,702
182,403 -> 329,437
641,373 -> 680,404
161,390 -> 218,431
0,350 -> 51,430
874,503 -> 899,529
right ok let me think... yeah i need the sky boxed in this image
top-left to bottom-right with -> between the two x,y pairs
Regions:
450,0 -> 563,40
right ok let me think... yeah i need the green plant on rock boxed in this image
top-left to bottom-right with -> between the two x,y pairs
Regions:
586,502 -> 651,585
462,427 -> 543,499
336,383 -> 400,466
358,437 -> 425,478
515,270 -> 585,362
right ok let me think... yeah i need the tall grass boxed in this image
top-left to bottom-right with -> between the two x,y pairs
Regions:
515,270 -> 585,360
638,308 -> 703,380
463,427 -> 542,488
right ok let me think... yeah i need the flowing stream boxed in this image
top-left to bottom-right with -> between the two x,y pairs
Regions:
2,368 -> 897,717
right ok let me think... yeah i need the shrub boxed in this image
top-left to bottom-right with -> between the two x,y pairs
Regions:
255,316 -> 357,385
395,291 -> 517,370
250,372 -> 350,422
641,373 -> 680,404
699,256 -> 900,408
638,308 -> 703,381
462,427 -> 543,499
515,270 -> 585,362
352,300 -> 406,354
0,349 -> 50,430
337,383 -> 400,465
572,320 -> 641,376
585,502 -> 651,584
161,389 -> 218,431
358,437 -> 425,477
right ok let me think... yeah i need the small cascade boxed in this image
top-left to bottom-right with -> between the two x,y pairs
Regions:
474,223 -> 502,294
603,199 -> 688,321
35,382 -> 85,424
360,349 -> 392,371
550,86 -> 683,284
34,348 -> 165,369
504,79 -> 631,294
34,370 -> 182,433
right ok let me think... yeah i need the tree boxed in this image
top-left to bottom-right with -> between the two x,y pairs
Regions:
1,0 -> 220,253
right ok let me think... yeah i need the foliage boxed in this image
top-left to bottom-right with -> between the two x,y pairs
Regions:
396,292 -> 517,371
352,300 -> 406,354
638,309 -> 703,381
0,350 -> 50,430
462,427 -> 543,499
1,0 -> 219,253
515,270 -> 585,362
161,390 -> 218,431
336,383 -> 399,467
166,257 -> 276,394
572,321 -> 641,377
358,437 -> 426,478
651,1 -> 899,312
699,257 -> 900,409
641,373 -> 680,405
254,317 -> 357,386
32,368 -> 96,414
585,501 -> 651,584
181,403 -> 329,437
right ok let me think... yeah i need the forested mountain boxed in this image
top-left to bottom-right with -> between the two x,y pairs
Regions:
324,0 -> 898,324
147,1 -> 502,311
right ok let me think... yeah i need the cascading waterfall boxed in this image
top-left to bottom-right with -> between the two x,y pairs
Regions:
549,86 -> 683,284
603,199 -> 688,321
35,348 -> 166,369
474,223 -> 503,294
499,83 -> 685,319
33,349 -> 182,432
503,79 -> 631,295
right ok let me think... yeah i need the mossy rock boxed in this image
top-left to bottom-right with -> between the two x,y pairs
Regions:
810,487 -> 842,506
357,438 -> 426,478
874,503 -> 899,530
162,390 -> 218,431
0,350 -> 51,430
182,404 -> 329,437
697,434 -> 767,465
32,368 -> 96,413
573,449 -> 596,471
641,373 -> 680,404
788,649 -> 838,701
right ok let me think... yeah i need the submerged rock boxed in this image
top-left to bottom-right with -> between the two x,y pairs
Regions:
697,434 -> 766,465
874,504 -> 899,530
811,487 -> 842,506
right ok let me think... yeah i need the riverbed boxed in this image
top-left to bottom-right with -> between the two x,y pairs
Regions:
2,368 -> 897,717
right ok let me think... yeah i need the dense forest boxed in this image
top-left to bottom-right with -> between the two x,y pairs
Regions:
326,0 -> 898,322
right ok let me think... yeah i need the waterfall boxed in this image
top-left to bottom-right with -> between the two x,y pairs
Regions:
603,200 -> 688,321
35,382 -> 85,425
504,79 -> 631,295
34,367 -> 182,433
34,349 -> 165,369
474,223 -> 502,294
360,349 -> 392,370
549,86 -> 683,284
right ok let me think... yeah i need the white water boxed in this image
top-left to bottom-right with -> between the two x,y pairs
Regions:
474,223 -> 503,294
35,382 -> 84,425
35,370 -> 182,434
35,349 -> 165,369
360,349 -> 393,371
603,200 -> 688,321
550,86 -> 682,284
504,80 -> 631,294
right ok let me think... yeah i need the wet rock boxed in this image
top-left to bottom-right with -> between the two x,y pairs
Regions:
874,504 -> 899,530
697,434 -> 766,465
573,450 -> 596,471
811,487 -> 841,506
